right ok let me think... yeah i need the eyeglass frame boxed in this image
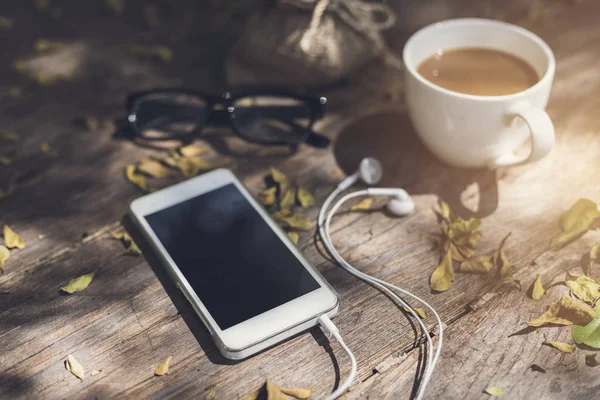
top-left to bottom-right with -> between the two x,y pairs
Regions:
125,88 -> 330,148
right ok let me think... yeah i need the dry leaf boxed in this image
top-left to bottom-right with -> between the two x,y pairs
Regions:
85,116 -> 99,131
61,272 -> 95,294
129,45 -> 173,64
0,16 -> 14,30
445,241 -> 476,263
573,303 -> 600,348
484,386 -> 504,396
405,307 -> 427,319
137,158 -> 173,179
494,233 -> 512,277
91,369 -> 102,376
280,386 -> 313,399
154,355 -> 172,376
125,164 -> 148,192
178,143 -> 208,157
0,245 -> 10,272
266,379 -> 289,400
65,354 -> 85,380
543,340 -> 576,353
436,199 -> 456,222
4,225 -> 25,249
296,187 -> 314,208
430,249 -> 454,292
259,187 -> 277,206
565,272 -> 600,303
280,189 -> 296,210
531,275 -> 545,300
351,198 -> 374,211
441,216 -> 481,262
111,231 -> 142,256
106,0 -> 124,14
273,213 -> 313,231
269,167 -> 288,192
204,385 -> 216,400
34,39 -> 64,52
0,131 -> 19,142
460,255 -> 494,273
551,198 -> 600,248
494,277 -> 522,291
586,353 -> 600,367
528,295 -> 596,327
589,241 -> 600,275
287,231 -> 299,245
177,157 -> 215,177
244,389 -> 260,400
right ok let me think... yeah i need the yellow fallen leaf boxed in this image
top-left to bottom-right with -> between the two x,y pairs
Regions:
106,0 -> 124,14
446,218 -> 482,246
565,272 -> 600,303
111,231 -> 141,256
244,389 -> 260,400
528,295 -> 596,327
460,255 -> 494,273
258,187 -> 277,206
34,39 -> 64,52
0,131 -> 19,142
154,355 -> 172,376
91,369 -> 102,376
445,241 -> 476,263
178,143 -> 209,158
0,156 -> 13,165
0,16 -> 14,30
204,385 -> 216,400
61,272 -> 95,294
137,158 -> 173,179
438,199 -> 457,222
129,45 -> 173,64
266,379 -> 289,400
543,340 -> 576,353
280,386 -> 313,399
0,245 -> 10,272
125,164 -> 148,192
430,249 -> 454,292
287,231 -> 299,245
586,353 -> 600,367
65,354 -> 85,380
279,189 -> 295,210
551,198 -> 600,248
177,157 -> 215,177
269,167 -> 288,192
4,225 -> 25,249
296,187 -> 314,208
494,233 -> 512,277
85,116 -> 99,131
351,198 -> 374,211
589,241 -> 600,275
484,386 -> 504,396
273,213 -> 313,231
403,306 -> 427,319
531,275 -> 545,300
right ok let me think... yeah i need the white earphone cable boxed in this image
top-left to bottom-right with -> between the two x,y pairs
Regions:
317,187 -> 443,400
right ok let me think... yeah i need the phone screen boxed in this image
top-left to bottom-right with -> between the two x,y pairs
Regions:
145,183 -> 321,330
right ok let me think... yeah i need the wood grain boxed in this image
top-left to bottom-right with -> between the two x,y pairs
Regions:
2,0 -> 600,399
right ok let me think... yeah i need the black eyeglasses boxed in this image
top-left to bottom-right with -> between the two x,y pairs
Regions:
125,89 -> 330,148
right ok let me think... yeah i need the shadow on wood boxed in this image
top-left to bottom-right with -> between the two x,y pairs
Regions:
333,110 -> 499,219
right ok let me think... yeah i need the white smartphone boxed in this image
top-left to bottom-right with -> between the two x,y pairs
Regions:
129,168 -> 339,360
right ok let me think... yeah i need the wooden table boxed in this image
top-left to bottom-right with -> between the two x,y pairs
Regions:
2,1 -> 600,399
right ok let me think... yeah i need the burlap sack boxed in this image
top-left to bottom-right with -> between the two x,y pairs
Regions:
226,0 -> 392,88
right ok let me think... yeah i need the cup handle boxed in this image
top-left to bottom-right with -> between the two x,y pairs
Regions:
488,102 -> 555,168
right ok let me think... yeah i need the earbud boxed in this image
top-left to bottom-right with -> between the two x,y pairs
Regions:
387,190 -> 415,216
338,157 -> 383,190
366,188 -> 415,216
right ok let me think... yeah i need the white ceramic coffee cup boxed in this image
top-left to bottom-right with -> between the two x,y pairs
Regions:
403,18 -> 555,168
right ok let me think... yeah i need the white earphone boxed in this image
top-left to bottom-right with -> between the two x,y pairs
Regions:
318,157 -> 443,400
